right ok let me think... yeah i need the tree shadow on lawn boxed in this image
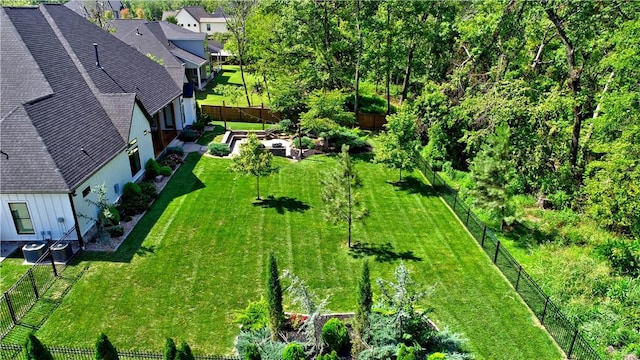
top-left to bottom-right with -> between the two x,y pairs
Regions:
349,241 -> 422,263
253,195 -> 310,214
386,175 -> 437,197
80,153 -> 206,263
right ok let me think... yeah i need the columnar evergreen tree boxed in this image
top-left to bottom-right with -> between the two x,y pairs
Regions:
266,252 -> 284,339
354,261 -> 372,345
164,338 -> 177,360
374,109 -> 421,182
176,341 -> 195,360
321,145 -> 368,248
94,333 -> 118,360
230,133 -> 274,200
25,334 -> 53,360
469,124 -> 517,230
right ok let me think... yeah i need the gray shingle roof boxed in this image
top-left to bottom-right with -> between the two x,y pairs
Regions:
182,6 -> 212,21
159,21 -> 206,41
170,47 -> 207,66
0,5 -> 180,194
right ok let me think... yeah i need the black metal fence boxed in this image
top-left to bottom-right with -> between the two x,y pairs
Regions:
0,228 -> 77,339
417,159 -> 601,360
0,344 -> 240,360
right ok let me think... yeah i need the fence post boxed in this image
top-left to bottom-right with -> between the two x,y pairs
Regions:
28,269 -> 40,299
515,265 -> 522,291
481,225 -> 487,247
261,103 -> 265,130
493,241 -> 500,264
567,329 -> 579,359
541,297 -> 550,324
222,101 -> 227,129
432,170 -> 436,186
453,196 -> 457,211
4,292 -> 17,325
48,245 -> 58,278
465,207 -> 471,225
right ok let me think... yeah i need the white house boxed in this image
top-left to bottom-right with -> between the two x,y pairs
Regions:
0,4 -> 182,246
175,6 -> 227,35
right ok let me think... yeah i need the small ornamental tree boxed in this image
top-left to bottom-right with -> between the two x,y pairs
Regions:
266,252 -> 284,338
374,109 -> 421,182
25,334 -> 53,360
321,318 -> 350,354
321,145 -> 368,247
94,333 -> 119,360
230,133 -> 274,200
354,261 -> 372,344
164,338 -> 177,360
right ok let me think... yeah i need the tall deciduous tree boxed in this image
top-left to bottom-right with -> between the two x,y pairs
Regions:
230,133 -> 274,200
321,145 -> 367,248
374,109 -> 420,182
223,0 -> 254,107
266,252 -> 284,339
299,90 -> 355,134
25,334 -> 53,360
94,333 -> 119,360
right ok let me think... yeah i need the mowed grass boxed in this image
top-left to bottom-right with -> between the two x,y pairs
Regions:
196,65 -> 270,107
0,256 -> 30,293
32,154 -> 561,359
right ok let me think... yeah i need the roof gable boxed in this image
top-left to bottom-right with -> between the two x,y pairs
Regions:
182,6 -> 211,21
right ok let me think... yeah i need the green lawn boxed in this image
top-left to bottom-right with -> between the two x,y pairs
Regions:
197,65 -> 270,107
27,154 -> 561,359
0,256 -> 29,293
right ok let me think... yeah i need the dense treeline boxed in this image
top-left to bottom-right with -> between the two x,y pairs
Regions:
226,1 -> 639,358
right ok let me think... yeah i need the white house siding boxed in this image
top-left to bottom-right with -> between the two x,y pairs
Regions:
183,96 -> 197,126
176,11 -> 199,33
0,193 -> 76,242
200,21 -> 227,34
72,103 -> 154,237
172,97 -> 184,130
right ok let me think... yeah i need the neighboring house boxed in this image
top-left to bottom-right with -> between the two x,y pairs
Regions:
161,10 -> 178,21
175,6 -> 227,35
0,4 -> 182,246
110,19 -> 211,125
64,0 -> 123,19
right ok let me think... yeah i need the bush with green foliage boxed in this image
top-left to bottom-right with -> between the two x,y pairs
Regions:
281,343 -> 305,360
192,117 -> 207,131
597,239 -> 640,276
208,143 -> 231,156
397,344 -> 416,360
106,225 -> 124,238
94,333 -> 118,360
244,343 -> 261,360
160,166 -> 172,177
98,205 -> 120,227
316,351 -> 338,360
427,353 -> 447,360
139,181 -> 158,202
164,338 -> 177,360
165,147 -> 185,156
145,158 -> 162,179
120,182 -> 148,216
276,119 -> 296,134
326,128 -> 367,152
179,129 -> 199,142
236,297 -> 269,331
294,136 -> 314,150
321,318 -> 350,354
25,334 -> 53,360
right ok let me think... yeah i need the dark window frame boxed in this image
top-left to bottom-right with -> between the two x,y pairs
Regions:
9,202 -> 35,235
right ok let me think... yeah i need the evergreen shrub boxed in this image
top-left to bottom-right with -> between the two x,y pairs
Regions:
321,318 -> 350,354
281,343 -> 305,360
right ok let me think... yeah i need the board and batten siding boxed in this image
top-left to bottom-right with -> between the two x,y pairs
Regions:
200,21 -> 227,34
72,102 -> 155,237
0,193 -> 76,242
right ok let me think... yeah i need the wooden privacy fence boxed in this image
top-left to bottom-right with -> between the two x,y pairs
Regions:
201,104 -> 388,131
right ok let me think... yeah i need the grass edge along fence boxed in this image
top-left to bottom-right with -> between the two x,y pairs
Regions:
201,104 -> 388,131
0,228 -> 77,339
417,158 -> 601,360
0,343 -> 240,360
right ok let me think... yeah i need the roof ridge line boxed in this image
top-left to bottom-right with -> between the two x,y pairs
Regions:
39,5 -> 111,102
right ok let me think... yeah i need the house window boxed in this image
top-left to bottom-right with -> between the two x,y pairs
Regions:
164,103 -> 175,129
9,202 -> 35,234
206,24 -> 211,31
128,142 -> 141,177
187,24 -> 190,27
82,186 -> 91,197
